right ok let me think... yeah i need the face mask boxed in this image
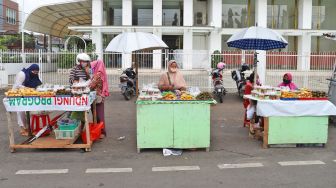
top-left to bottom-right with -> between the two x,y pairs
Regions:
81,62 -> 88,68
170,68 -> 177,73
283,79 -> 290,84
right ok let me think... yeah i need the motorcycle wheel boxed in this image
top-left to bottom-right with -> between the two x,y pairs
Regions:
123,88 -> 132,100
218,93 -> 223,103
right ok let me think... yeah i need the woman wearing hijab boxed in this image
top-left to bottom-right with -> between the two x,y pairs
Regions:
13,64 -> 42,136
90,60 -> 109,138
158,60 -> 187,92
278,73 -> 298,90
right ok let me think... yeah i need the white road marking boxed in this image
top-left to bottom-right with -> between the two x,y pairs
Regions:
85,168 -> 133,173
152,166 -> 200,172
16,169 -> 69,175
218,163 -> 264,169
333,160 -> 336,162
278,160 -> 325,166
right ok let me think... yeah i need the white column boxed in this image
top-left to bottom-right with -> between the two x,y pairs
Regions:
153,0 -> 162,26
255,0 -> 267,84
121,0 -> 132,69
297,0 -> 312,74
208,0 -> 222,55
298,0 -> 312,29
153,29 -> 162,70
209,0 -> 222,27
92,0 -> 103,59
184,0 -> 193,26
297,34 -> 311,71
122,0 -> 132,26
183,29 -> 193,70
92,29 -> 103,59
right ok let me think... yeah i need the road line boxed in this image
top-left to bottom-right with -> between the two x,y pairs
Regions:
16,169 -> 69,175
333,160 -> 336,163
152,166 -> 200,172
278,160 -> 325,166
218,163 -> 264,169
86,168 -> 132,173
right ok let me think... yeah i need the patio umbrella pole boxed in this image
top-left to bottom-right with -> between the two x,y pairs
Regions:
133,53 -> 139,97
253,51 -> 258,87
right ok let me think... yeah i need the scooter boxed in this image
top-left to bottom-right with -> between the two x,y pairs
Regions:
119,67 -> 136,100
231,63 -> 250,98
211,68 -> 226,103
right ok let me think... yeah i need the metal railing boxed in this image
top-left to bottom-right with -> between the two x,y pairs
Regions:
1,50 -> 335,92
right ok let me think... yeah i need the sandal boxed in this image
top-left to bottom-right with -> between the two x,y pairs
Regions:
99,134 -> 106,139
20,128 -> 29,136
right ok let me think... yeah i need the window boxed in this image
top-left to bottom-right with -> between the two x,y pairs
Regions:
312,0 -> 336,30
6,8 -> 17,25
103,0 -> 122,26
222,0 -> 255,28
163,0 -> 183,26
133,0 -> 153,26
267,0 -> 297,29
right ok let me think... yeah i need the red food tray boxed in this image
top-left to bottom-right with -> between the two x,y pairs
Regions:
298,97 -> 328,100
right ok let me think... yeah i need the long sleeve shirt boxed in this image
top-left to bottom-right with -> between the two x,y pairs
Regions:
69,65 -> 90,85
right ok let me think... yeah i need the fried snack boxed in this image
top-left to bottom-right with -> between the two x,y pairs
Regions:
196,92 -> 213,100
180,93 -> 195,100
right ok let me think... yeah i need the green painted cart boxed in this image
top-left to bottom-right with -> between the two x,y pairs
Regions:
262,116 -> 328,148
136,100 -> 216,153
244,95 -> 336,148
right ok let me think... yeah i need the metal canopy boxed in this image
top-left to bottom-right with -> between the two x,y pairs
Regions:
24,1 -> 91,38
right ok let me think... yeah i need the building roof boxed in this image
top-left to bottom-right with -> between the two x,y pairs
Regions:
24,0 -> 91,38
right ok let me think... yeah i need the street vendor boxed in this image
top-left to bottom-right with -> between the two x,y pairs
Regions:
69,53 -> 91,85
89,59 -> 109,138
13,64 -> 42,136
278,73 -> 298,90
158,60 -> 186,93
69,53 -> 91,123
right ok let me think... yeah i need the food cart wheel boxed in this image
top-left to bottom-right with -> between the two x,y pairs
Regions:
137,148 -> 141,153
85,148 -> 92,152
205,147 -> 210,152
10,148 -> 16,153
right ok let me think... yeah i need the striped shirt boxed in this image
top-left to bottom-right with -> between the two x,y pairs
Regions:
69,65 -> 90,84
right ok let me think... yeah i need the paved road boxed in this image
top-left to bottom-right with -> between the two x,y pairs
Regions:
0,92 -> 336,188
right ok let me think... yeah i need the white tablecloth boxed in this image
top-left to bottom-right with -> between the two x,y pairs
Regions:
244,95 -> 336,117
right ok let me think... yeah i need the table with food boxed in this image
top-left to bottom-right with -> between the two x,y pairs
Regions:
136,85 -> 216,153
244,85 -> 336,148
3,82 -> 100,152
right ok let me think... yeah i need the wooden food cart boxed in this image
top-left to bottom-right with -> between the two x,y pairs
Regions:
136,100 -> 216,153
3,92 -> 96,152
245,95 -> 336,148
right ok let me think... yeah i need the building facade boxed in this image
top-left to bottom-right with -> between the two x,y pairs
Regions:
0,0 -> 19,34
23,0 -> 336,74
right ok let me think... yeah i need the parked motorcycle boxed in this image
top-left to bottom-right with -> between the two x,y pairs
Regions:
231,63 -> 250,98
211,62 -> 227,103
119,67 -> 137,100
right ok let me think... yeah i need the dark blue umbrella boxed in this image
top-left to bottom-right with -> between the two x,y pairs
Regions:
227,26 -> 288,86
227,26 -> 288,50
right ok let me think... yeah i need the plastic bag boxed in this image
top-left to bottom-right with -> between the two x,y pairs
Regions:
246,104 -> 255,120
188,87 -> 201,97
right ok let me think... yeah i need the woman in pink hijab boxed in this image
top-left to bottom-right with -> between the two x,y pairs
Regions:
90,60 -> 109,138
158,60 -> 187,92
278,73 -> 298,90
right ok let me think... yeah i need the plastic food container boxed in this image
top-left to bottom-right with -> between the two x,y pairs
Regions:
54,125 -> 80,140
